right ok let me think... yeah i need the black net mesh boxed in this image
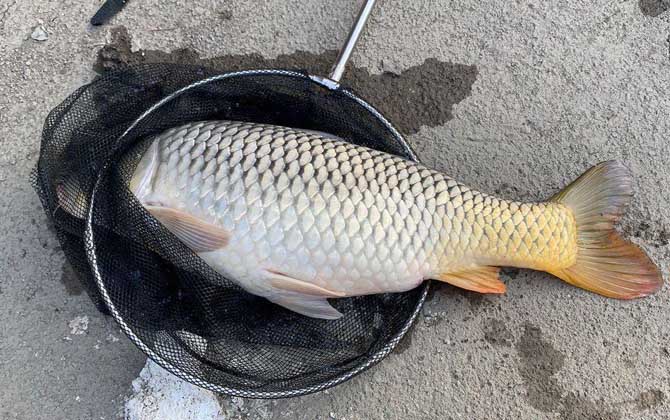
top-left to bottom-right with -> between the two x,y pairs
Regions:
32,64 -> 428,397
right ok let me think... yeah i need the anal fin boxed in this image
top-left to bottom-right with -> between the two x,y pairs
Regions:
146,205 -> 229,253
435,266 -> 506,294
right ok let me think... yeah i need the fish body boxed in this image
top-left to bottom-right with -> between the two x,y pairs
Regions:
129,120 -> 662,318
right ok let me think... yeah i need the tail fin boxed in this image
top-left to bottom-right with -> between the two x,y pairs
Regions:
55,175 -> 87,219
549,161 -> 663,299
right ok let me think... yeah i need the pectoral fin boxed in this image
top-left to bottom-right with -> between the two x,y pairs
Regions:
435,266 -> 506,294
146,205 -> 229,253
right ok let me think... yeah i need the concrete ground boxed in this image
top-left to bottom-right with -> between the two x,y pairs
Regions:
1,0 -> 669,419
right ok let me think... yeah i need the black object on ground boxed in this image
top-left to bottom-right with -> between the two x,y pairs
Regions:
91,0 -> 130,26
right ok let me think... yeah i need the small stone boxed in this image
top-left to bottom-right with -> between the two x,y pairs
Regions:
231,396 -> 244,410
637,389 -> 665,410
329,412 -> 337,419
106,333 -> 119,343
31,25 -> 49,42
219,9 -> 233,20
69,315 -> 89,335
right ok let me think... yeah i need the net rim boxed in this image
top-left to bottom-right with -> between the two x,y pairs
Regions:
83,68 -> 430,398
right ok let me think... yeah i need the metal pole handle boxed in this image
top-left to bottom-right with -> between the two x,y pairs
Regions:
328,0 -> 377,83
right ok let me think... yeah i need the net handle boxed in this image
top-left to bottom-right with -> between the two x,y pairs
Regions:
327,0 -> 377,83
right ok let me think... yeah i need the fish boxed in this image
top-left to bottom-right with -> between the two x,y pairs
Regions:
125,120 -> 663,319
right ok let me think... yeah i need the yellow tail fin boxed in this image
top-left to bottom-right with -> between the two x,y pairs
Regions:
549,161 -> 663,299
